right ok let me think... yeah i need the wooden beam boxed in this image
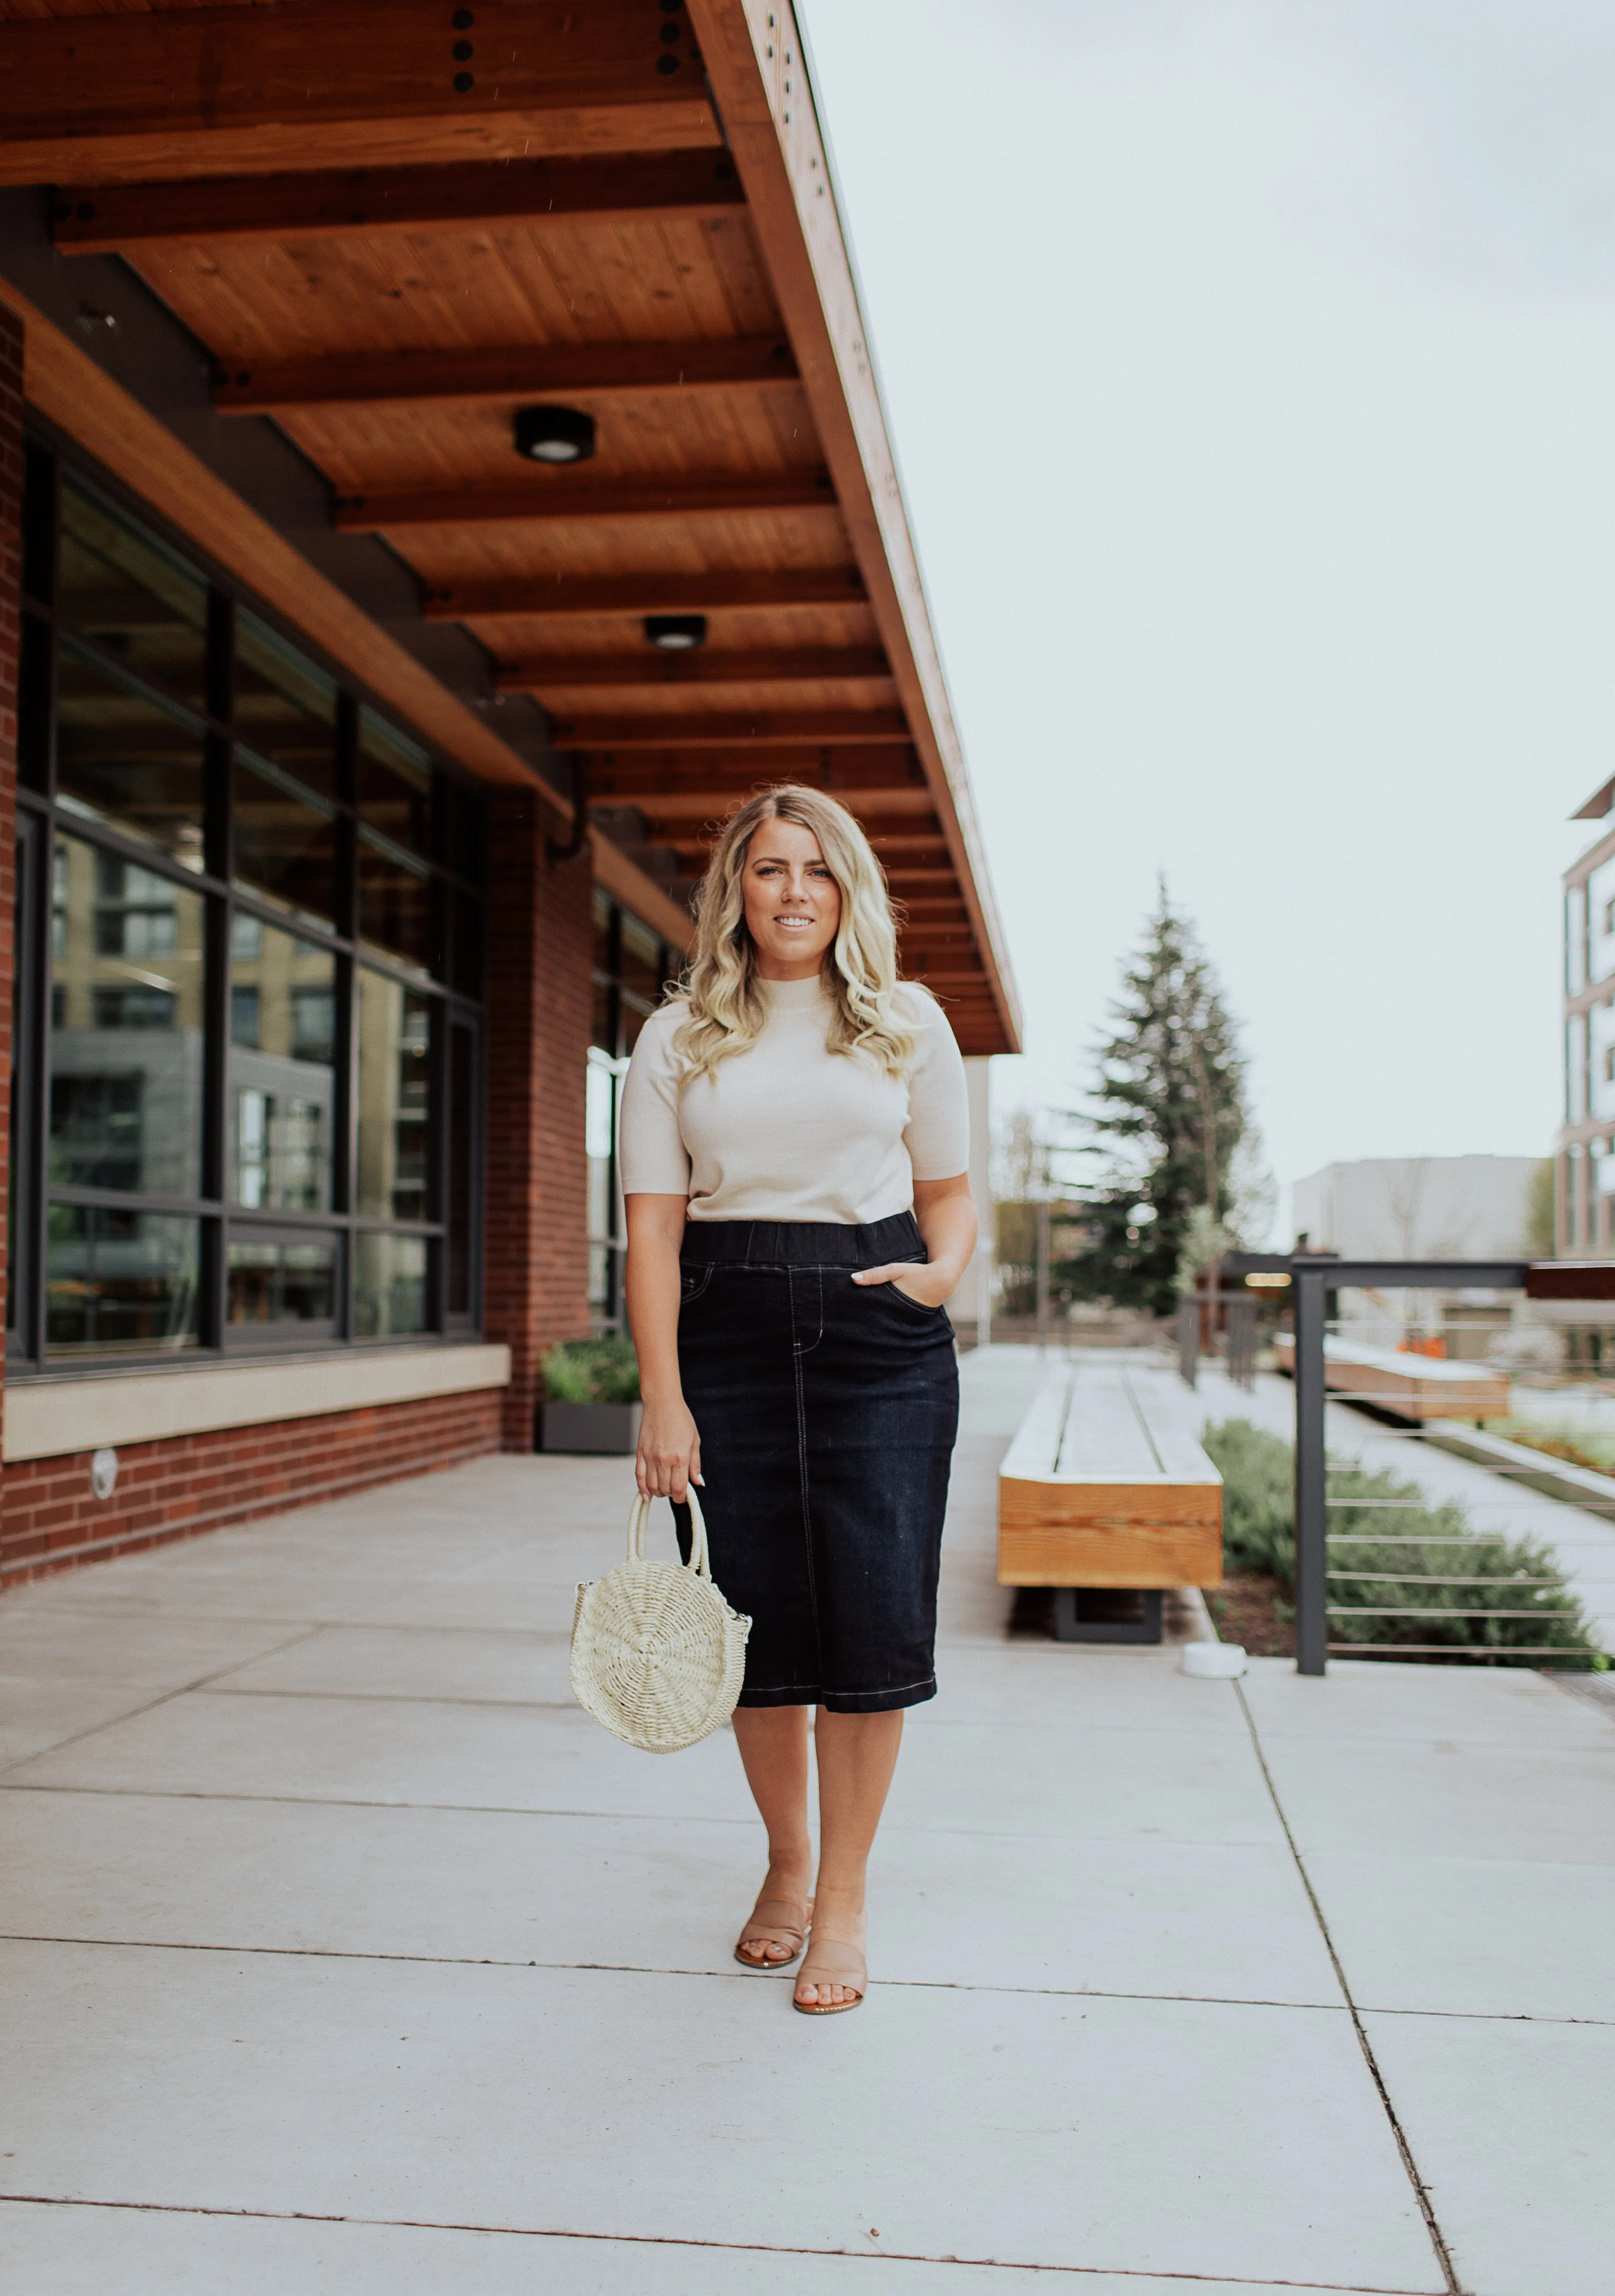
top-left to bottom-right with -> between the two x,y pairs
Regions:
53,150 -> 743,255
497,646 -> 888,693
214,336 -> 799,417
581,745 -> 926,797
612,784 -> 936,820
0,1 -> 717,188
335,469 -> 836,532
689,0 -> 1020,1055
648,826 -> 946,863
425,566 -> 867,621
551,709 -> 911,748
0,273 -> 567,825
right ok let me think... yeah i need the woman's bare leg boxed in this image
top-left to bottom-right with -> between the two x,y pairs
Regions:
799,1708 -> 904,2007
730,1706 -> 814,1964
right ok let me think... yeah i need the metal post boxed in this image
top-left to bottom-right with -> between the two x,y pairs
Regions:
1035,1199 -> 1050,1346
1293,1265 -> 1328,1676
1176,1295 -> 1198,1387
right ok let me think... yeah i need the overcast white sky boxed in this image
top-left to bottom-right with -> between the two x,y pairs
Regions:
800,0 -> 1615,1240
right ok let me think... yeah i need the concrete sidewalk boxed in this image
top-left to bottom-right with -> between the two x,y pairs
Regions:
1,1345 -> 1611,2294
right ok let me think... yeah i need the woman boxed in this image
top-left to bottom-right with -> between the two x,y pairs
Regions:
620,785 -> 976,2014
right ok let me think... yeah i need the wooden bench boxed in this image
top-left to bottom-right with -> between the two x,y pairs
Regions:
998,1360 -> 1224,1642
1270,1334 -> 1508,1422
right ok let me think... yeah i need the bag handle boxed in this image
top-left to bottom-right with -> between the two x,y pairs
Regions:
627,1484 -> 712,1581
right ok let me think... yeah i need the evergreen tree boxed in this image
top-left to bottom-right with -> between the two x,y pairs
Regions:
1069,886 -> 1257,1316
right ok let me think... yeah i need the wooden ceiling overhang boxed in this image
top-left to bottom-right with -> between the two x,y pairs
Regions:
0,0 -> 1020,1054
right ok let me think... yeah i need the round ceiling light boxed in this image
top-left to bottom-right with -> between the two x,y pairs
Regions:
644,614 -> 708,651
513,405 -> 596,464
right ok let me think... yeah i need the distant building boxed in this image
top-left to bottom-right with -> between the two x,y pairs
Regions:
1562,789 -> 1615,1253
1293,1157 -> 1537,1262
1293,1157 -> 1538,1352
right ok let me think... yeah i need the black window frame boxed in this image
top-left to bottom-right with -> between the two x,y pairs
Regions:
10,431 -> 487,1374
587,888 -> 681,1330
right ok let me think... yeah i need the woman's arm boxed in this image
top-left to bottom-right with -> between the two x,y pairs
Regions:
624,1192 -> 703,1501
852,1173 -> 977,1309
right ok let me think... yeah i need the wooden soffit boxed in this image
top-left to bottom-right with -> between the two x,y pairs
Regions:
0,0 -> 719,185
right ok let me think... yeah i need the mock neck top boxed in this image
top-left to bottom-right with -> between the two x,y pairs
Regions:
619,975 -> 970,1225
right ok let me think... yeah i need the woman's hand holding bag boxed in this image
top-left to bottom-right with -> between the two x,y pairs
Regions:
570,1486 -> 750,1753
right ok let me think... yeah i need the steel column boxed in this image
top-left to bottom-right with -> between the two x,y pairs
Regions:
1293,1264 -> 1329,1676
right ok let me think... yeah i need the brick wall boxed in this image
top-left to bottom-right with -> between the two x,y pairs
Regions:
483,795 -> 593,1449
0,305 -> 22,1466
0,1385 -> 503,1587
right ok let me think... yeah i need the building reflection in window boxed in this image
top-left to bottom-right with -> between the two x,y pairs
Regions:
358,971 -> 431,1223
228,918 -> 337,1212
354,1230 -> 427,1339
47,1207 -> 200,1356
48,833 -> 206,1199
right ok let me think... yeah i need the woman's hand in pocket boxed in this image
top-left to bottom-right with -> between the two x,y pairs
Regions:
852,1261 -> 951,1309
636,1397 -> 703,1502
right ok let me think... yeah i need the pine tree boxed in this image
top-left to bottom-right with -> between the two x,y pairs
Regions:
1069,886 -> 1257,1317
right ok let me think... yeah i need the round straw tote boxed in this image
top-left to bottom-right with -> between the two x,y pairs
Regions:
570,1488 -> 750,1753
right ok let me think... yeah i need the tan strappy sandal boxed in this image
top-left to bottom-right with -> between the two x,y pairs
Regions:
792,1927 -> 866,2014
734,1892 -> 812,1970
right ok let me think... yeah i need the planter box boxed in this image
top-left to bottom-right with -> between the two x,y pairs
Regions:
539,1400 -> 642,1455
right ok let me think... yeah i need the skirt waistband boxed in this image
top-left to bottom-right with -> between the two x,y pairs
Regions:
679,1210 -> 921,1269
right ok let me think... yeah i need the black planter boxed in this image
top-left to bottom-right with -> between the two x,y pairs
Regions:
538,1400 -> 642,1455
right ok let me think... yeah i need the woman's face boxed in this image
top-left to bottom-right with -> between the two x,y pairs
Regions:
741,816 -> 842,979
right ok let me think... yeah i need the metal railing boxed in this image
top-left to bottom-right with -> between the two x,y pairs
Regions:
1225,1253 -> 1615,1675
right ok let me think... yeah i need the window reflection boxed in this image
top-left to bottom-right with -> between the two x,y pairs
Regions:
359,835 -> 434,975
228,919 -> 337,1212
354,1231 -> 427,1339
227,1236 -> 337,1332
49,835 -> 206,1197
358,973 -> 431,1221
46,1207 -> 200,1356
233,612 -> 339,800
357,707 -> 433,858
55,643 -> 207,867
233,753 -> 339,925
57,478 -> 210,714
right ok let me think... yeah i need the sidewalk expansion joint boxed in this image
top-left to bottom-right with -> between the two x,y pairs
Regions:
0,1627 -> 327,1783
1234,1684 -> 1464,2296
0,2191 -> 1448,2292
0,1933 -> 1349,2012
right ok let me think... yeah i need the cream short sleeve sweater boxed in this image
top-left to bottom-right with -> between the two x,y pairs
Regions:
619,976 -> 970,1225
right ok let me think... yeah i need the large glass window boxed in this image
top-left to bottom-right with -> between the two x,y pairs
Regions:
50,834 -> 207,1199
11,437 -> 487,1370
234,610 -> 340,801
54,644 -> 208,867
354,1232 -> 428,1339
57,475 -> 212,715
587,890 -> 683,1330
358,973 -> 432,1223
233,754 -> 340,926
229,921 -> 338,1212
47,1207 -> 200,1357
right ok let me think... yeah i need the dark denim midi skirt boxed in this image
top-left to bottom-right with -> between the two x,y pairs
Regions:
675,1210 -> 959,1714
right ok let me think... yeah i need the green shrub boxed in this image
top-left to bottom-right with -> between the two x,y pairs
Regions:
1202,1417 -> 1607,1668
1203,1419 -> 1296,1577
541,1335 -> 640,1406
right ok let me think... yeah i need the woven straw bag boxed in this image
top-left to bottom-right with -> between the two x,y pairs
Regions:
570,1487 -> 750,1753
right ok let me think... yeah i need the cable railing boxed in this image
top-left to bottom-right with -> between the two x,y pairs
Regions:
1221,1253 -> 1615,1674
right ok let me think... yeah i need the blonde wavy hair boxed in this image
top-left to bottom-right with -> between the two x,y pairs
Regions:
672,785 -> 918,1083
